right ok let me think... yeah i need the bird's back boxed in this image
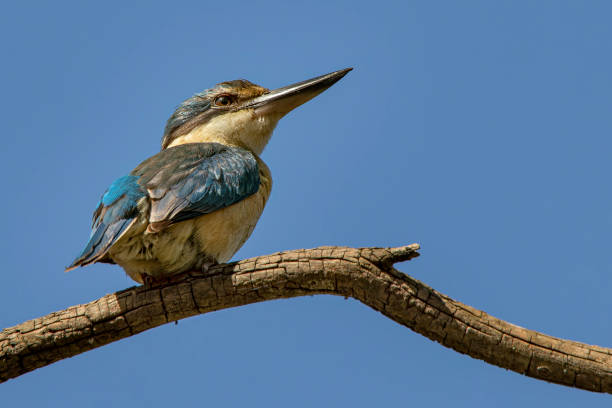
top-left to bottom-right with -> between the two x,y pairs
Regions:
108,156 -> 272,283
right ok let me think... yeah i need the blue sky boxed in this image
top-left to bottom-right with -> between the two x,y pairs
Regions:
1,1 -> 611,406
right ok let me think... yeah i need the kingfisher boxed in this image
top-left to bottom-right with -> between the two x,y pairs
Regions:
66,68 -> 352,284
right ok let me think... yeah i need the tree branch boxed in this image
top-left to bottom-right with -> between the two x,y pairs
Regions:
1,244 -> 611,392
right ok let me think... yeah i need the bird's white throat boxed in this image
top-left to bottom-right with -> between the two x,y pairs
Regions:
167,109 -> 281,155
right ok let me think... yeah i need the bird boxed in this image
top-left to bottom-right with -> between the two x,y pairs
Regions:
66,68 -> 352,284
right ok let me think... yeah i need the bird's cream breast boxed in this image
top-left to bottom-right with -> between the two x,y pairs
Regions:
193,162 -> 272,262
195,163 -> 272,263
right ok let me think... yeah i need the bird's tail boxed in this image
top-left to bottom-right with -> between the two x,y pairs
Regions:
65,218 -> 135,272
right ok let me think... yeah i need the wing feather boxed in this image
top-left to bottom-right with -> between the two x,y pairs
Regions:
134,143 -> 260,226
66,176 -> 145,270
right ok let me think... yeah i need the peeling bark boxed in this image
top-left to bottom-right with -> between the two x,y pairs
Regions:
1,244 -> 611,393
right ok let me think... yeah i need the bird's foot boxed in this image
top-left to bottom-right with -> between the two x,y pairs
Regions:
201,260 -> 218,275
141,273 -> 156,289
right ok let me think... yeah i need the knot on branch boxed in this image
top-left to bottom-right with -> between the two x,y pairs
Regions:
367,243 -> 421,268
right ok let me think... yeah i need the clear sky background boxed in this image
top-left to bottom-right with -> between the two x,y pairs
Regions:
1,1 -> 611,406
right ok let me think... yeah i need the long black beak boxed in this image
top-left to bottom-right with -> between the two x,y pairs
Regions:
245,68 -> 352,116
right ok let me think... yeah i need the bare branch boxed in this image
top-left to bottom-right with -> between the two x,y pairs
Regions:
1,244 -> 611,393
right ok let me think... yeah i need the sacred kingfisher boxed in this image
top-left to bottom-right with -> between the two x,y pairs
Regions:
67,68 -> 352,284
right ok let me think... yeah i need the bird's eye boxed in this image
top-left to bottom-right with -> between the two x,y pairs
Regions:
214,94 -> 233,107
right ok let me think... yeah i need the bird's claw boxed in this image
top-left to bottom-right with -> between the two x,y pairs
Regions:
141,274 -> 156,289
201,260 -> 217,274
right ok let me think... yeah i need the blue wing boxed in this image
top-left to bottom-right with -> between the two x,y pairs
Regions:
67,143 -> 260,270
133,143 -> 260,231
66,175 -> 146,270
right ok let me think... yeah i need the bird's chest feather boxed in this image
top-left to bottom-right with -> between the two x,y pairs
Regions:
192,179 -> 270,263
195,161 -> 271,262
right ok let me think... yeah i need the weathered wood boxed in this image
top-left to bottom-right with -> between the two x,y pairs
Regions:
1,244 -> 611,393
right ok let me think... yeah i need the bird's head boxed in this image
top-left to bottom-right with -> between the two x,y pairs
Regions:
161,68 -> 352,154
